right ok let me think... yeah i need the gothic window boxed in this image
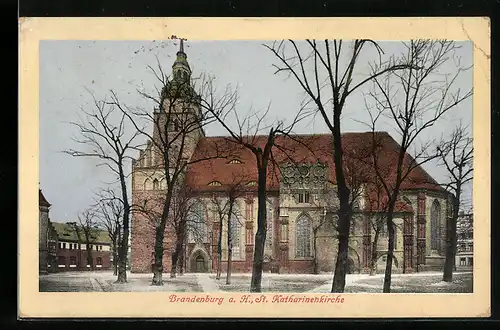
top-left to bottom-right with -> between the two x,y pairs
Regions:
144,178 -> 151,190
188,201 -> 206,243
230,211 -> 241,259
298,192 -> 310,204
183,71 -> 188,81
153,179 -> 159,190
228,159 -> 242,164
430,199 -> 441,250
265,199 -> 274,254
295,214 -> 312,258
247,181 -> 257,186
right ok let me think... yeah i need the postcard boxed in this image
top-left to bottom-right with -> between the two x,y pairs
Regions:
19,17 -> 490,318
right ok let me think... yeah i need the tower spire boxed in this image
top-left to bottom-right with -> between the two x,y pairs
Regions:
179,38 -> 184,53
172,37 -> 191,83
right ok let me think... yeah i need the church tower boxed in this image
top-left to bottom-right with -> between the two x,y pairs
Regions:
131,39 -> 205,273
150,39 -> 205,167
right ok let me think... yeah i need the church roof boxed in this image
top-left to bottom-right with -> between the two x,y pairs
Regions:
185,131 -> 445,212
39,189 -> 51,207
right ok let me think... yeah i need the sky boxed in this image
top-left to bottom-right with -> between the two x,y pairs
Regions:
39,40 -> 473,222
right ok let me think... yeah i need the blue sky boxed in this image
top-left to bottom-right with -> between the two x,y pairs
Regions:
39,40 -> 473,221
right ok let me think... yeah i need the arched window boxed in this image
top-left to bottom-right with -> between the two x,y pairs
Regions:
296,214 -> 312,258
208,181 -> 222,187
188,201 -> 206,243
160,178 -> 166,190
144,178 -> 151,190
153,179 -> 159,190
230,210 -> 241,259
430,199 -> 441,251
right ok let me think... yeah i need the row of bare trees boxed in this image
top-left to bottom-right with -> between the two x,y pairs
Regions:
65,38 -> 472,293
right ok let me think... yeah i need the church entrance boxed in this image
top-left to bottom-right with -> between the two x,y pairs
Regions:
190,250 -> 208,273
195,255 -> 205,272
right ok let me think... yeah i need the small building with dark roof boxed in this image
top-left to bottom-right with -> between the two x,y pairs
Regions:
51,222 -> 112,271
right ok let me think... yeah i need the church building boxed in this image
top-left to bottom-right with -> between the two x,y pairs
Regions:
130,42 -> 452,275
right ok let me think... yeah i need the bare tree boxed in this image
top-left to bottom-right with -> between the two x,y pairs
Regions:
363,177 -> 389,276
265,39 -> 414,292
204,100 -> 309,292
111,49 -> 236,285
209,173 -> 248,282
94,188 -> 123,276
436,123 -> 473,282
64,89 -> 141,283
66,221 -> 84,270
362,40 -> 472,292
169,184 -> 206,278
77,209 -> 100,271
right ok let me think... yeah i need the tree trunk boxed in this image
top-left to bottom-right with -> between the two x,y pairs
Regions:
171,234 -> 183,278
331,198 -> 351,292
179,240 -> 185,276
113,254 -> 118,275
112,243 -> 118,275
170,251 -> 178,278
443,193 -> 460,282
383,210 -> 396,293
250,167 -> 267,292
152,227 -> 165,285
330,110 -> 352,293
370,229 -> 381,276
216,215 -> 223,280
151,189 -> 173,286
116,170 -> 130,283
87,246 -> 94,271
226,201 -> 234,285
313,232 -> 319,274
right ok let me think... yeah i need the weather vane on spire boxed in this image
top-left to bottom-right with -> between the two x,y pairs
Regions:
171,35 -> 187,53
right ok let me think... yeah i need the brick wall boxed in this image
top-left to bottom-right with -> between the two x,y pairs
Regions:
55,244 -> 112,271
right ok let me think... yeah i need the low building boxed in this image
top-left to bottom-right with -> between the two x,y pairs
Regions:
455,212 -> 473,271
51,222 -> 112,271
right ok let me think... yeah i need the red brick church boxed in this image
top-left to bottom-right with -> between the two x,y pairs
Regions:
130,42 -> 452,275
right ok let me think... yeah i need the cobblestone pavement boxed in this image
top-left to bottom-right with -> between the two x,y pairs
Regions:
39,271 -> 473,293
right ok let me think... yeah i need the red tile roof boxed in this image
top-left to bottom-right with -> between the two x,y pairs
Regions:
185,132 -> 445,211
39,189 -> 51,207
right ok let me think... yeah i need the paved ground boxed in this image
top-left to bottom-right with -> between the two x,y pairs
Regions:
39,271 -> 473,293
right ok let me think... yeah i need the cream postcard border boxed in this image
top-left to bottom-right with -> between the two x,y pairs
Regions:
19,17 -> 491,318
